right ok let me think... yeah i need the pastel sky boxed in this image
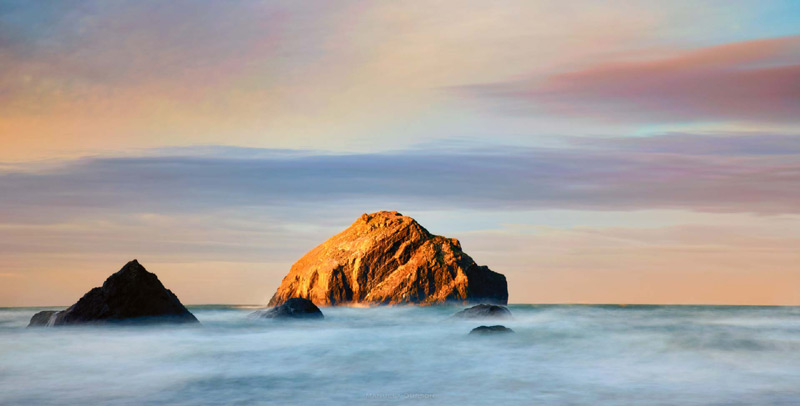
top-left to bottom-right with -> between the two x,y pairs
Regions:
1,1 -> 799,306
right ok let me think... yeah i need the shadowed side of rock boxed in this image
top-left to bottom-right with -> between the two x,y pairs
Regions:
269,211 -> 508,306
28,260 -> 198,327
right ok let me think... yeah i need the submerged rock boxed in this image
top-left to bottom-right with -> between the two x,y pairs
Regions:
252,297 -> 324,319
269,211 -> 508,306
469,325 -> 514,335
27,260 -> 198,327
453,304 -> 512,319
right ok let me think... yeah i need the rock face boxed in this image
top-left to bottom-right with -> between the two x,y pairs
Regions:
28,260 -> 198,327
253,298 -> 324,319
469,325 -> 514,335
453,304 -> 512,319
269,211 -> 507,306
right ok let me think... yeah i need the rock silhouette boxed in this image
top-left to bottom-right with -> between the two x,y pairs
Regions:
453,304 -> 512,319
269,211 -> 507,306
28,260 -> 198,327
469,325 -> 514,335
252,298 -> 324,319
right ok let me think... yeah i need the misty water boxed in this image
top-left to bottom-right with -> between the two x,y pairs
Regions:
2,305 -> 799,405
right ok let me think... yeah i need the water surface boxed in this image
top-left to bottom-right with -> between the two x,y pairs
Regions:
1,305 -> 799,405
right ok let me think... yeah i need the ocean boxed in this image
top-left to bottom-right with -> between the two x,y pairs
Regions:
1,305 -> 799,405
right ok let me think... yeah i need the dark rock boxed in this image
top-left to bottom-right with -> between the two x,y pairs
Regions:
453,304 -> 512,319
253,298 -> 324,319
269,211 -> 508,306
27,310 -> 59,327
27,260 -> 198,327
469,325 -> 514,335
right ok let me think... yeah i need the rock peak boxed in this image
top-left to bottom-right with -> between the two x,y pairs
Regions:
268,211 -> 507,306
117,259 -> 146,274
360,210 -> 403,220
357,211 -> 411,227
102,259 -> 159,290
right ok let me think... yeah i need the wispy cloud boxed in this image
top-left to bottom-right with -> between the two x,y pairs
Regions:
568,132 -> 800,155
468,36 -> 800,124
2,133 -> 798,222
5,1 -> 799,161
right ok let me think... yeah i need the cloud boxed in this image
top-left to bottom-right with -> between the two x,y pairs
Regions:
1,134 -> 799,306
3,2 -> 799,162
1,133 -> 798,223
468,36 -> 800,124
569,132 -> 800,155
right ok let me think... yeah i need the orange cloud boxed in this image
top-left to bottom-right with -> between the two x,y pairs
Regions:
472,36 -> 800,124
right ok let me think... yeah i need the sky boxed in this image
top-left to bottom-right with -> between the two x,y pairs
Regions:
1,0 -> 799,306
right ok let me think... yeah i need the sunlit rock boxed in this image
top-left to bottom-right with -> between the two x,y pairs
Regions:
269,211 -> 508,306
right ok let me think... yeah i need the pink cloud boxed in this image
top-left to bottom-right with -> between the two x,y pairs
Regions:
474,36 -> 800,124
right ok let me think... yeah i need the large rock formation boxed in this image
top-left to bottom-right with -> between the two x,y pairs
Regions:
269,211 -> 507,306
28,260 -> 198,326
252,298 -> 324,320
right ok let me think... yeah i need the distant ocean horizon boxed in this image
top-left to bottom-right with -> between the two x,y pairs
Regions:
5,303 -> 799,309
3,304 -> 799,405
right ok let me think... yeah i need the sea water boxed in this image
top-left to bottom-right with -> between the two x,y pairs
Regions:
1,305 -> 799,405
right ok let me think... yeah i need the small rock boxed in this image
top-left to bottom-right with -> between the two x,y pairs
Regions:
252,297 -> 324,319
453,304 -> 512,319
27,311 -> 59,327
469,325 -> 514,335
